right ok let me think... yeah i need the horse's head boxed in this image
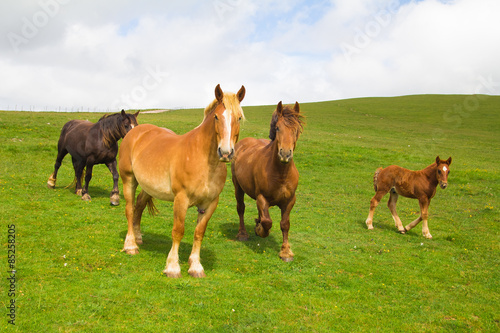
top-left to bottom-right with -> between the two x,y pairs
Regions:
211,84 -> 246,162
120,109 -> 139,134
269,101 -> 304,164
436,156 -> 452,189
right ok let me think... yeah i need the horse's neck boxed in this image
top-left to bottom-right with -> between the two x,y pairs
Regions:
420,163 -> 438,186
192,118 -> 221,166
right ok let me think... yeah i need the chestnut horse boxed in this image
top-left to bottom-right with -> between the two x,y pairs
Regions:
119,84 -> 245,278
231,101 -> 304,262
365,156 -> 452,238
47,110 -> 139,205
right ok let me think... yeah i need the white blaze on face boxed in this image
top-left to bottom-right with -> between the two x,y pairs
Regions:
220,109 -> 232,153
443,166 -> 448,172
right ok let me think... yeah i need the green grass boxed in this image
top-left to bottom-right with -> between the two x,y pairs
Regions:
1,95 -> 499,332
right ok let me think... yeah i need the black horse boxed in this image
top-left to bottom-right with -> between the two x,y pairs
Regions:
47,110 -> 139,205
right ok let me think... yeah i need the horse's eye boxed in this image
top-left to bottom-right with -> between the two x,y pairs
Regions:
214,114 -> 219,120
438,170 -> 442,174
276,126 -> 280,132
238,117 -> 242,122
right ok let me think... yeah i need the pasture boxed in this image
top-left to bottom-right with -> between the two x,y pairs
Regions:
1,94 -> 499,332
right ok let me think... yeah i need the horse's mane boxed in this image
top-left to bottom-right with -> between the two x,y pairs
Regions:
203,92 -> 245,121
98,113 -> 129,148
269,104 -> 305,141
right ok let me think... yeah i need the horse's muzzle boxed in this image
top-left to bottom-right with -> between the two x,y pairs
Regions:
440,182 -> 448,189
279,148 -> 293,164
218,147 -> 234,162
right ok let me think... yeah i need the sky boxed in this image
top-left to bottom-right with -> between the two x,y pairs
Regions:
1,0 -> 499,111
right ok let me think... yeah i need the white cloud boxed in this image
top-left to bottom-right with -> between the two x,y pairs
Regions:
0,0 -> 499,111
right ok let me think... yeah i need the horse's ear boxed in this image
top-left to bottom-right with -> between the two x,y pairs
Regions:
294,101 -> 300,113
436,156 -> 441,165
121,109 -> 126,117
215,84 -> 223,103
277,101 -> 283,116
237,85 -> 246,102
446,157 -> 452,165
134,111 -> 140,117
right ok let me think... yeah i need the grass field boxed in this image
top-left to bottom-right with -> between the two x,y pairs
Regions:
1,94 -> 499,332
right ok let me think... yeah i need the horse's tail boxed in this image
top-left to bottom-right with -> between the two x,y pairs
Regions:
373,167 -> 383,192
146,197 -> 159,216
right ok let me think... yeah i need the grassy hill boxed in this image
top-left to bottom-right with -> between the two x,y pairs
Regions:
1,94 -> 499,332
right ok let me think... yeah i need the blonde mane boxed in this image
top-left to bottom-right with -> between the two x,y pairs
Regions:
203,92 -> 245,121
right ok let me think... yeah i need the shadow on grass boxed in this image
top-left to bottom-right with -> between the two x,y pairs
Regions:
118,230 -> 216,272
219,222 -> 282,255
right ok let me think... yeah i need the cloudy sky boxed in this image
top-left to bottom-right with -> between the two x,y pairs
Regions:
1,0 -> 499,111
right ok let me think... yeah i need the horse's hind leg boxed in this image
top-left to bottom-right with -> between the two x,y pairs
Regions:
106,160 -> 120,206
72,158 -> 85,196
233,179 -> 249,241
405,198 -> 431,239
278,196 -> 296,262
366,190 -> 387,230
47,147 -> 68,188
388,189 -> 406,234
255,194 -> 272,238
81,162 -> 94,201
131,190 -> 153,245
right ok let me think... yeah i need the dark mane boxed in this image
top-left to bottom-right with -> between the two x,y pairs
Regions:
269,103 -> 305,141
98,112 -> 129,148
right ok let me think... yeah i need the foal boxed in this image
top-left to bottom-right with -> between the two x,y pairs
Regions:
365,156 -> 452,239
231,101 -> 304,261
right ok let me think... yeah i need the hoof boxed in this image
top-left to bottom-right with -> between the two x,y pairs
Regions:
188,270 -> 206,278
47,175 -> 56,189
398,229 -> 406,234
81,193 -> 91,201
255,223 -> 270,238
367,225 -> 374,230
424,233 -> 433,239
76,189 -> 83,196
236,231 -> 249,241
280,256 -> 294,262
110,193 -> 120,206
162,269 -> 182,278
122,247 -> 139,255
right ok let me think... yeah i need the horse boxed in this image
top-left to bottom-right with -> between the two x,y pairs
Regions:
231,101 -> 304,262
119,84 -> 245,278
365,156 -> 452,239
47,110 -> 139,205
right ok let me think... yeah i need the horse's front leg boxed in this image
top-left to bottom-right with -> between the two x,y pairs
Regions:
81,162 -> 94,201
234,180 -> 248,240
188,198 -> 219,278
164,193 -> 189,278
405,198 -> 430,238
255,194 -> 272,238
106,160 -> 120,206
278,196 -> 296,262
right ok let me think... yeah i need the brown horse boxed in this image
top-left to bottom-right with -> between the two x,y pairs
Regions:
365,156 -> 452,238
119,84 -> 245,278
47,110 -> 139,205
231,101 -> 304,262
